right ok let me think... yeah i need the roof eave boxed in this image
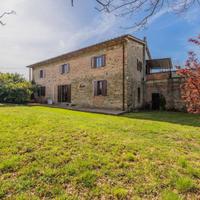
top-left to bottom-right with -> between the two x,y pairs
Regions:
26,34 -> 146,68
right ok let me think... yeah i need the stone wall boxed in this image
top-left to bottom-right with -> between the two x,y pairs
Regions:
126,39 -> 145,110
145,76 -> 185,111
32,43 -> 125,110
32,36 -> 184,112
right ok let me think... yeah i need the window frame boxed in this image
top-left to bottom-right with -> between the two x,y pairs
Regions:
57,84 -> 71,103
92,55 -> 106,68
94,80 -> 107,96
137,59 -> 143,72
38,86 -> 46,97
60,64 -> 70,74
39,70 -> 44,79
97,81 -> 103,96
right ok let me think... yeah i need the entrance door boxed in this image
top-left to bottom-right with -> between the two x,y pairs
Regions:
58,85 -> 71,103
152,93 -> 160,110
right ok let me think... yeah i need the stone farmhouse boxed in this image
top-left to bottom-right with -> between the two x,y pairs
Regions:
27,34 -> 185,111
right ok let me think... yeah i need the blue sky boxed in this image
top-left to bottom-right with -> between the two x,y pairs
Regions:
0,0 -> 199,78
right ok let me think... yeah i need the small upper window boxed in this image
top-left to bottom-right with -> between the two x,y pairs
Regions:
60,64 -> 70,74
137,59 -> 143,72
39,70 -> 45,78
92,55 -> 106,68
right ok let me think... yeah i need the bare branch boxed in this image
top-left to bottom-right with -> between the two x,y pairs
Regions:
71,0 -> 200,30
0,10 -> 16,26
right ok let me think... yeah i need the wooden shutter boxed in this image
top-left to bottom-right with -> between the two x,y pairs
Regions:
59,65 -> 62,74
102,80 -> 107,96
67,64 -> 70,73
39,70 -> 42,78
103,55 -> 106,67
38,87 -> 41,97
58,85 -> 61,102
43,70 -> 46,78
91,57 -> 96,68
67,85 -> 71,102
94,81 -> 98,96
42,87 -> 46,96
138,87 -> 141,103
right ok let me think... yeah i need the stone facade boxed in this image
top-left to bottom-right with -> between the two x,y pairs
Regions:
32,45 -> 123,109
28,34 -> 184,111
145,72 -> 185,111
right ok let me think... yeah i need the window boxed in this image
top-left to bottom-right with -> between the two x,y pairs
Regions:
39,70 -> 45,78
137,59 -> 143,72
91,55 -> 106,68
138,87 -> 141,104
94,80 -> 107,96
60,64 -> 70,74
38,86 -> 46,97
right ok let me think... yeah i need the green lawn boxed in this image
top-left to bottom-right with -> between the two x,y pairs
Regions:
0,106 -> 200,199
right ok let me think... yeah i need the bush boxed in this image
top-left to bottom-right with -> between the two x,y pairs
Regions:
0,73 -> 32,104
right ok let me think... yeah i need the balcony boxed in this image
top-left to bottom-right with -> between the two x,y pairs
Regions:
146,58 -> 177,81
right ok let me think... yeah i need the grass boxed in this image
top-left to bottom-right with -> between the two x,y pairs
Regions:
0,106 -> 200,199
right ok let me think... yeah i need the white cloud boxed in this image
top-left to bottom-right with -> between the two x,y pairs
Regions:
0,0 -> 120,78
0,0 -> 199,79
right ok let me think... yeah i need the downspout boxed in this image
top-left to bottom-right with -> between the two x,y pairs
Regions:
143,38 -> 147,108
122,42 -> 125,111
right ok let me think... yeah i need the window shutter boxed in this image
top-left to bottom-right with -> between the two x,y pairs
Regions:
91,57 -> 95,68
67,85 -> 71,102
67,64 -> 70,73
58,85 -> 61,102
39,70 -> 42,78
43,87 -> 46,96
43,70 -> 46,78
37,87 -> 40,97
94,81 -> 98,96
102,80 -> 107,96
60,65 -> 62,74
103,55 -> 106,66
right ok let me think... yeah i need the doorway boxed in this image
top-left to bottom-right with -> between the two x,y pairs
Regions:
152,93 -> 160,110
58,85 -> 71,103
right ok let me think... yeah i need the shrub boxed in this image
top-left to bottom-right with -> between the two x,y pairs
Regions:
0,73 -> 32,104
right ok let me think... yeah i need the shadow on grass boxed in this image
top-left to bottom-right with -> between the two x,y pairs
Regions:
0,103 -> 26,107
123,111 -> 200,128
1,104 -> 200,128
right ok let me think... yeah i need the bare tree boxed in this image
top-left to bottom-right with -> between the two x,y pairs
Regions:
0,10 -> 16,26
71,0 -> 200,29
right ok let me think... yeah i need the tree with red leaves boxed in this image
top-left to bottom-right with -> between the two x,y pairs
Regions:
177,35 -> 200,114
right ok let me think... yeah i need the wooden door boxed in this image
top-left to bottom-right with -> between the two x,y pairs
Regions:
58,85 -> 71,103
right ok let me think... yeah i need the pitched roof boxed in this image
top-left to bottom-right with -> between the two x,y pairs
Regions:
27,34 -> 150,68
